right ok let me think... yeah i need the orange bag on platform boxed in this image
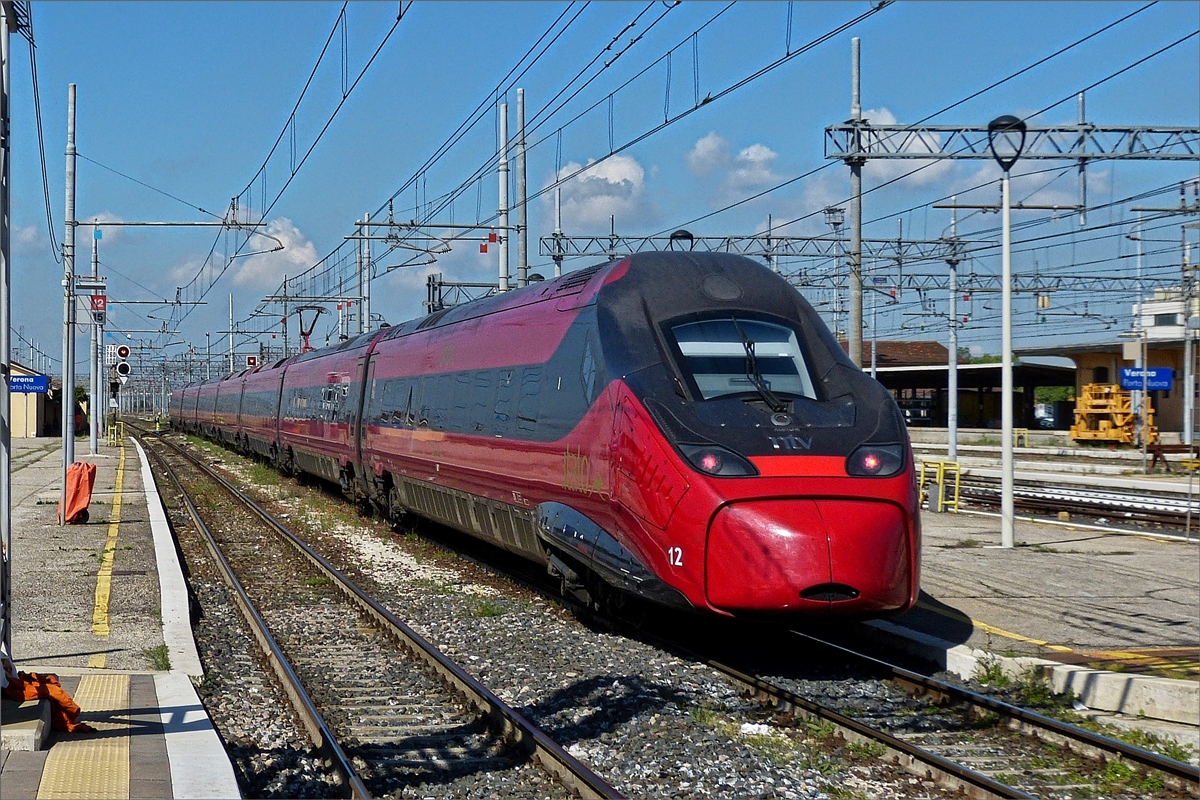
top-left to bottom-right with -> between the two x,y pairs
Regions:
57,461 -> 96,524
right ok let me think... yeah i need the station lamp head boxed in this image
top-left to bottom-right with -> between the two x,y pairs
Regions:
668,229 -> 695,251
987,115 -> 1027,172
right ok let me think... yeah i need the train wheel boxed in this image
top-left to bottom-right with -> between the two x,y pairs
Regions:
386,481 -> 408,526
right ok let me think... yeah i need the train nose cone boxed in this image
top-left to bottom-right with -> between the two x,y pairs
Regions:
820,499 -> 912,614
705,499 -> 832,612
705,499 -> 912,614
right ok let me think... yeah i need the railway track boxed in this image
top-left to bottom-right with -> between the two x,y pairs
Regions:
953,475 -> 1200,528
138,430 -> 621,800
149,423 -> 1197,798
711,631 -> 1200,800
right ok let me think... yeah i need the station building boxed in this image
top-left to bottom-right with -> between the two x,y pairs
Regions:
1016,289 -> 1197,439
846,340 -> 1077,429
862,291 -> 1198,441
6,362 -> 52,438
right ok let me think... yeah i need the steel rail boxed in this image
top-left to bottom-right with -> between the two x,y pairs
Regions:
950,472 -> 1200,517
709,660 -> 1036,800
790,630 -> 1200,796
150,431 -> 624,800
958,482 -> 1197,526
143,438 -> 372,800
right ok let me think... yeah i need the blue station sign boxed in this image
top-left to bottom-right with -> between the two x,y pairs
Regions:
1120,367 -> 1173,392
9,374 -> 49,393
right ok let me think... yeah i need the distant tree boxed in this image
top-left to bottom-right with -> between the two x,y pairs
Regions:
74,385 -> 89,405
1036,386 -> 1075,404
957,349 -> 1003,364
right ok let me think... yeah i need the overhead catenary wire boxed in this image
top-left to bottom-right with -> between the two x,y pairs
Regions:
171,2 -> 410,333
756,28 -> 1200,239
240,3 -> 1195,352
77,154 -> 221,219
280,0 -> 676,299
277,0 -> 888,306
658,3 -> 1187,237
23,8 -> 60,263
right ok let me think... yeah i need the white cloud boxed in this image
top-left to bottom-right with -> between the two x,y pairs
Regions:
231,217 -> 319,289
13,225 -> 43,257
78,211 -> 131,244
686,132 -> 782,206
859,107 -> 953,186
546,154 -> 653,229
687,131 -> 730,175
729,143 -> 781,190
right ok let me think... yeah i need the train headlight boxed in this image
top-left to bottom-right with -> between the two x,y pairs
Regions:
846,444 -> 904,477
679,445 -> 758,477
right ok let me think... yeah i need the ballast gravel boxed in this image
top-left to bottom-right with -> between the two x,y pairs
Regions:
183,443 -> 956,798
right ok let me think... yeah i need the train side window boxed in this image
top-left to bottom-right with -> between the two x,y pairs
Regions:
417,377 -> 432,429
472,372 -> 492,431
452,373 -> 471,432
377,379 -> 394,424
432,375 -> 452,431
400,382 -> 414,426
517,368 -> 540,433
494,369 -> 514,437
670,317 -> 817,401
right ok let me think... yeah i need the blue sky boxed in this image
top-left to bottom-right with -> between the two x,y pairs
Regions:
7,1 -> 1199,375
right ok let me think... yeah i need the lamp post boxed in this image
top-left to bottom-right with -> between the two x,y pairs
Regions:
1141,328 -> 1149,473
988,115 -> 1026,549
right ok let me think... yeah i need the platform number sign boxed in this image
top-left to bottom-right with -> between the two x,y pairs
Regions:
90,294 -> 107,326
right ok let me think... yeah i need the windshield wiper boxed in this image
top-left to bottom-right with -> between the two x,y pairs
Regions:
732,319 -> 787,413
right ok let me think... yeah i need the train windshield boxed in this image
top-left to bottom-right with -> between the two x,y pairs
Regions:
672,318 -> 817,401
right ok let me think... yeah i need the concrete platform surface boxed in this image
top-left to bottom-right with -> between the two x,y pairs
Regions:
880,506 -> 1199,740
1,435 -> 239,799
0,698 -> 49,751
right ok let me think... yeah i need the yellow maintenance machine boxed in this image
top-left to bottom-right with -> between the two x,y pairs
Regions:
1069,383 -> 1157,445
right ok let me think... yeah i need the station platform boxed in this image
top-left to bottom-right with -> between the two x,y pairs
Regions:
1,435 -> 240,799
875,506 -> 1200,749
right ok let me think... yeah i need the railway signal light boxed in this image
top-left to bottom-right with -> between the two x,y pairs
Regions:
115,344 -> 131,382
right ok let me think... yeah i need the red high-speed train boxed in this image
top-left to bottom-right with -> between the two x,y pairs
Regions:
172,252 -> 920,618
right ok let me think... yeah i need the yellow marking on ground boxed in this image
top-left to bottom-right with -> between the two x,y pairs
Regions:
86,653 -> 106,669
916,600 -> 1075,653
36,674 -> 130,800
915,602 -> 1199,674
91,446 -> 126,637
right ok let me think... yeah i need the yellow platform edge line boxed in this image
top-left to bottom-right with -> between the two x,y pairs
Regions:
91,446 -> 126,637
916,600 -> 1076,653
37,674 -> 130,800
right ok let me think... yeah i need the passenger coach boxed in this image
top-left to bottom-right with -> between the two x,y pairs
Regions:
172,252 -> 920,619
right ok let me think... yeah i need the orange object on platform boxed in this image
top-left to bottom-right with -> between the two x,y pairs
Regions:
3,671 -> 95,733
58,460 -> 97,524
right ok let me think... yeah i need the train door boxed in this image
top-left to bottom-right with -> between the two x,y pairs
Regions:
271,365 -> 287,450
353,354 -> 375,496
236,379 -> 247,440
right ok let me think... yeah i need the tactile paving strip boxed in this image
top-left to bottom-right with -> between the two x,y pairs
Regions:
36,674 -> 130,800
